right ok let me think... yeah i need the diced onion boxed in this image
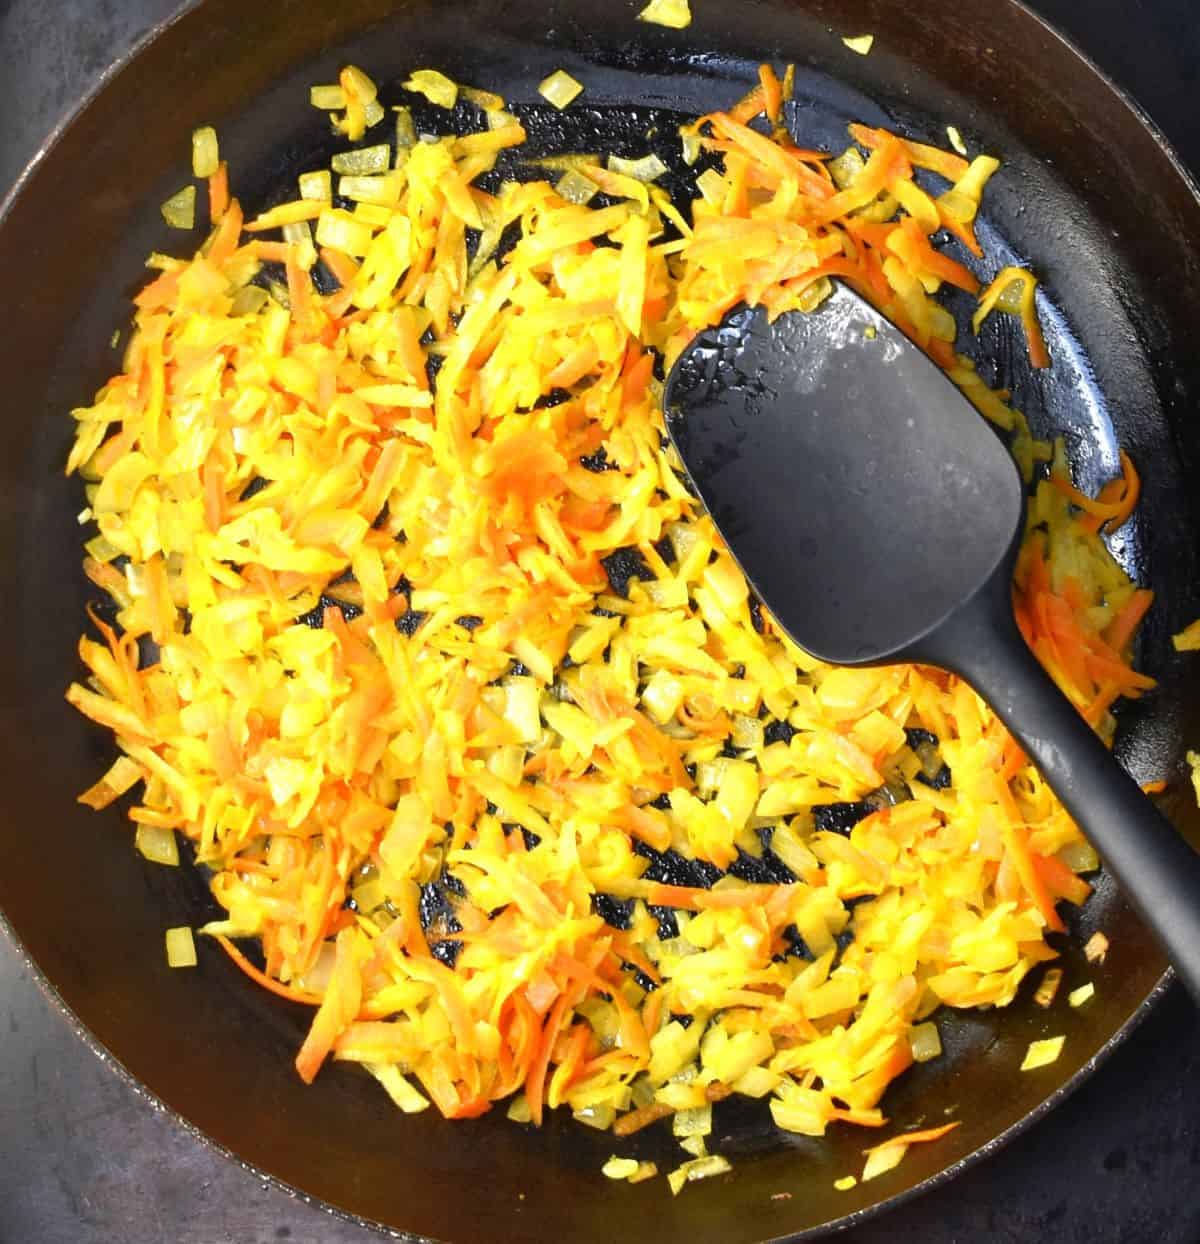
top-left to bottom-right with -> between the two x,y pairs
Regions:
310,85 -> 346,109
667,1154 -> 731,1195
628,1161 -> 658,1184
1020,1035 -> 1065,1071
298,170 -> 333,201
556,169 -> 600,206
608,153 -> 669,183
331,144 -> 392,175
842,34 -> 875,55
908,1021 -> 942,1062
230,285 -> 269,317
638,0 -> 692,29
696,168 -> 726,205
834,1175 -> 858,1191
338,174 -> 404,205
507,1095 -> 533,1123
165,926 -> 197,968
1068,982 -> 1096,1008
538,70 -> 584,111
1033,967 -> 1063,1008
1057,840 -> 1099,874
404,69 -> 459,109
680,128 -> 702,166
1084,931 -> 1109,963
862,1141 -> 905,1181
394,107 -> 417,150
315,209 -> 376,258
191,126 -> 219,179
160,185 -> 196,230
602,1156 -> 640,1179
573,1102 -> 616,1130
135,825 -> 180,866
672,1103 -> 712,1137
1173,621 -> 1200,651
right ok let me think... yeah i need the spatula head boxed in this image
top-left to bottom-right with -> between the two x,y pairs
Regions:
663,287 -> 1025,666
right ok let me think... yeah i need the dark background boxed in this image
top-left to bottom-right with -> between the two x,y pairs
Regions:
2,1 -> 1199,1241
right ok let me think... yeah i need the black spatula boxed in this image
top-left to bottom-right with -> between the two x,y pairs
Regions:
664,286 -> 1200,999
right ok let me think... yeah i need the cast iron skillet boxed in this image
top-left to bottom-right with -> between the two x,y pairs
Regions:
1,0 -> 1199,1239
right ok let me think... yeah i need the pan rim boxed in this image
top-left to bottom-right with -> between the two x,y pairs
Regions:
0,0 -> 1192,1239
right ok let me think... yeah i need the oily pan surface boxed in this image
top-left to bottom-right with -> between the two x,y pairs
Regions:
1,0 -> 1200,1240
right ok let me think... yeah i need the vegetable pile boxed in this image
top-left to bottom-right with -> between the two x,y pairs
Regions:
67,59 -> 1153,1173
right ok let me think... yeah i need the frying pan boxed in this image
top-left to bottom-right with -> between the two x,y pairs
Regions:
1,0 -> 1199,1240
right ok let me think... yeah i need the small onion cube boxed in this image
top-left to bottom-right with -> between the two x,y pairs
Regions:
331,144 -> 392,175
572,1102 -> 615,1131
230,285 -> 269,317
315,209 -> 376,258
602,1156 -> 640,1180
338,173 -> 403,206
404,69 -> 459,109
861,1142 -> 906,1181
160,185 -> 196,230
135,825 -> 179,867
191,126 -> 219,179
672,1103 -> 712,1137
908,1021 -> 942,1063
842,34 -> 875,55
165,926 -> 197,968
538,70 -> 584,111
1069,982 -> 1096,1008
608,153 -> 669,183
667,1154 -> 732,1195
1020,1035 -> 1065,1071
680,128 -> 702,166
696,168 -> 726,206
395,107 -> 418,148
638,0 -> 692,29
298,170 -> 332,201
1033,967 -> 1063,1008
311,85 -> 346,110
556,169 -> 600,206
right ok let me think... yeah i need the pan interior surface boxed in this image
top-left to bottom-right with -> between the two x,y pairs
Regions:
1,0 -> 1199,1240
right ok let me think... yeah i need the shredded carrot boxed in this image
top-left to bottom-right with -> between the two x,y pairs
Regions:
974,266 -> 1050,368
208,162 -> 230,223
215,935 -> 322,1006
758,63 -> 784,126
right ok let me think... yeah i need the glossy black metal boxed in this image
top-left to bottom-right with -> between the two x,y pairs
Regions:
0,0 -> 1199,1240
667,288 -> 1200,1001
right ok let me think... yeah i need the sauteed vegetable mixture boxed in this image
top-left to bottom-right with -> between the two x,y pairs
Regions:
66,57 -> 1155,1183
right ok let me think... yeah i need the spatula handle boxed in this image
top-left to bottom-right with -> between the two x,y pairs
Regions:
935,588 -> 1200,1002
